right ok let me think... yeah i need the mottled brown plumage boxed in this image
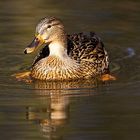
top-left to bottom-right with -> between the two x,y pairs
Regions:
24,17 -> 109,81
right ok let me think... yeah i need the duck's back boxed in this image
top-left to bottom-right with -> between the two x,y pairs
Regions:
67,32 -> 109,74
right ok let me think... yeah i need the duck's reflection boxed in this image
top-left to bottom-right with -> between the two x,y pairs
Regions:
26,79 -> 98,139
26,94 -> 69,139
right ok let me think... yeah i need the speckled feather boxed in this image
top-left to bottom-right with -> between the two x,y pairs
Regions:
31,56 -> 84,81
67,32 -> 109,73
31,32 -> 109,80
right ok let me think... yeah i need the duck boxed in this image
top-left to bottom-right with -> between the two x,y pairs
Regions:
21,17 -> 110,81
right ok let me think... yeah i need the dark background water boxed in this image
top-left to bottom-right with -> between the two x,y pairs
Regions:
0,0 -> 140,140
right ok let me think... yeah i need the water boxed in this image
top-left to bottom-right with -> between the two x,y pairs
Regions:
0,0 -> 140,140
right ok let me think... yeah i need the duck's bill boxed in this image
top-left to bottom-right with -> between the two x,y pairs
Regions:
24,35 -> 44,54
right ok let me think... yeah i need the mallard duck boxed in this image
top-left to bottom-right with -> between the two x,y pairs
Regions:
23,17 -> 110,81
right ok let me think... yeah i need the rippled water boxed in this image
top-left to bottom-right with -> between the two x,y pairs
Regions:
0,0 -> 140,140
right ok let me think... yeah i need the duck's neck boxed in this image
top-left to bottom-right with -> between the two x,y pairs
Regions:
48,40 -> 68,58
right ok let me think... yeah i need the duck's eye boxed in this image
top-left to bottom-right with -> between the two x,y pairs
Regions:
48,25 -> 51,28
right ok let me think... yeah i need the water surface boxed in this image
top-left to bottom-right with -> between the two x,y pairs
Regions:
0,0 -> 140,140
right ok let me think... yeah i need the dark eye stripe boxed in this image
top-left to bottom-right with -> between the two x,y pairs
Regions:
47,23 -> 60,29
48,25 -> 51,28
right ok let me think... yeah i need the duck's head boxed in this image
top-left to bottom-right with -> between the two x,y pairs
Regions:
24,17 -> 66,54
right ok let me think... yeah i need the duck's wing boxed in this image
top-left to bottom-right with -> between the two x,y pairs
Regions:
67,32 -> 109,73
